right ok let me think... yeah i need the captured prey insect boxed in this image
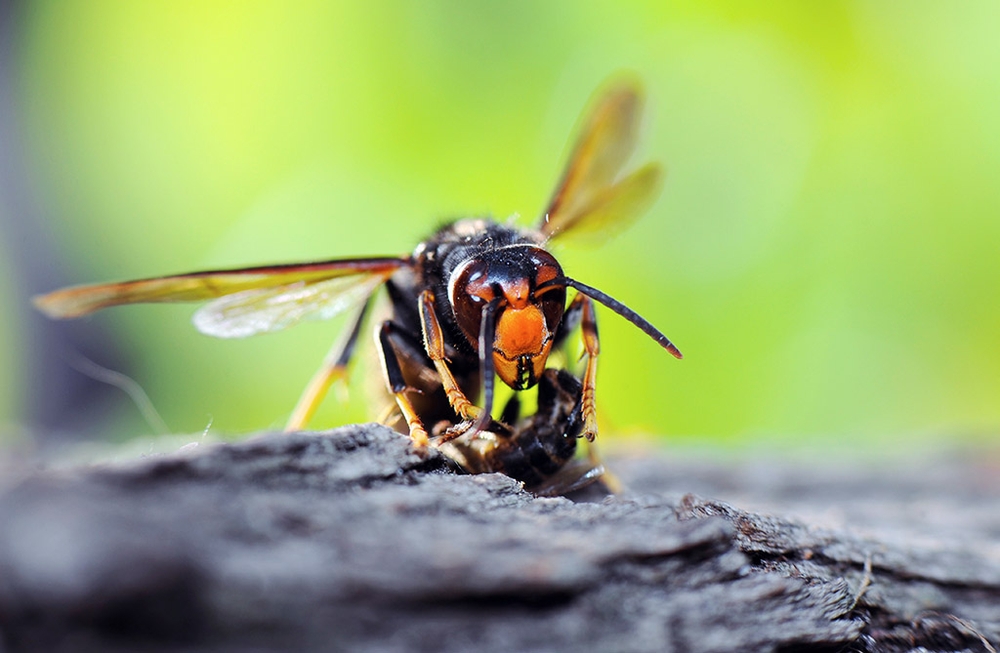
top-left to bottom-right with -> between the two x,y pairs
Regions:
440,368 -> 605,496
34,79 -> 683,493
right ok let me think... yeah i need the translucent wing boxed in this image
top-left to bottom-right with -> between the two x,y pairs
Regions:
33,257 -> 409,319
192,271 -> 392,338
530,459 -> 607,498
547,162 -> 663,243
539,79 -> 663,240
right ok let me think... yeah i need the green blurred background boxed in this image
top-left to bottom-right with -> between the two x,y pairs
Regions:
2,1 -> 999,453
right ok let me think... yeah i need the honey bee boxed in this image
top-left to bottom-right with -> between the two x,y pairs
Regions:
34,79 -> 682,493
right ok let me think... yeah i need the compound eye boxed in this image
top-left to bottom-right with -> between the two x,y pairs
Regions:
449,259 -> 494,346
525,249 -> 562,290
522,250 -> 565,328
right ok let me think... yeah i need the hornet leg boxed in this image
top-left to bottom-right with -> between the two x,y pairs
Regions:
285,296 -> 372,432
418,289 -> 483,423
578,292 -> 601,442
377,320 -> 430,446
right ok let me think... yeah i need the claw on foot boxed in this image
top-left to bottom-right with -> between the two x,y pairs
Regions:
408,425 -> 430,448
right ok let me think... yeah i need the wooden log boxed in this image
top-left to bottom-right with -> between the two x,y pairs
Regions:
0,424 -> 997,652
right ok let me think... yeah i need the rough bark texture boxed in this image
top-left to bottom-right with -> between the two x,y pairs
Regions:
0,424 -> 998,652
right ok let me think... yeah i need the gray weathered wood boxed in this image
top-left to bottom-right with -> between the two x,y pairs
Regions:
0,425 -> 997,652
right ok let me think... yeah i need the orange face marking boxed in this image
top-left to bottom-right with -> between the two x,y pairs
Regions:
496,304 -> 546,356
493,304 -> 554,389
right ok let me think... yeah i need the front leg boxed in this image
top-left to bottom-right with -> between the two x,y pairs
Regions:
418,289 -> 483,422
376,320 -> 430,446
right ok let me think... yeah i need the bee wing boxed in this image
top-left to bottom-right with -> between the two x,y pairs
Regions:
33,257 -> 409,319
539,80 -> 661,240
192,271 -> 392,338
547,162 -> 663,243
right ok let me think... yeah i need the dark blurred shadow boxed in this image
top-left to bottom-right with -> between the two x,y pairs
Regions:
1,0 -> 134,447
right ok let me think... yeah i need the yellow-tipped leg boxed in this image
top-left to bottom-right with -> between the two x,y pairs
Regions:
376,319 -> 431,447
284,355 -> 347,432
431,360 -> 483,422
392,390 -> 430,447
419,289 -> 482,422
284,297 -> 372,433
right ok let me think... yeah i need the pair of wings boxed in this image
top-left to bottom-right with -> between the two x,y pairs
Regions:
34,81 -> 663,339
